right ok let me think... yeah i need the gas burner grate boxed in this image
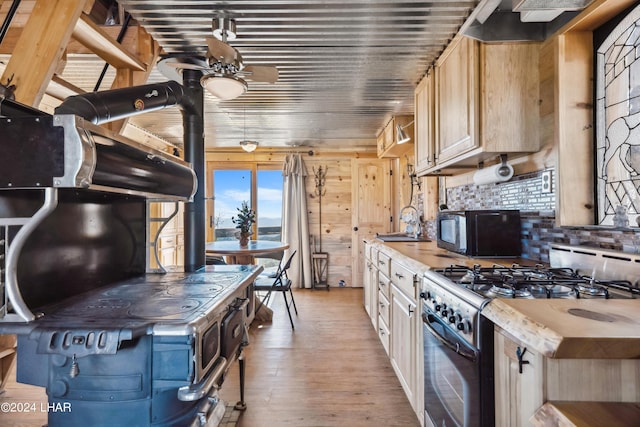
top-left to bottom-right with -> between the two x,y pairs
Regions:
435,264 -> 640,299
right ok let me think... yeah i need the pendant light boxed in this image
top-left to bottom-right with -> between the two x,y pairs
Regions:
239,105 -> 259,152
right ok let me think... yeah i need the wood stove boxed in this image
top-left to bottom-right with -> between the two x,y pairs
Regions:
0,87 -> 257,426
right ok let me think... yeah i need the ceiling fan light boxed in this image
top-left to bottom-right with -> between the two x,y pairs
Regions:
240,140 -> 259,152
200,74 -> 247,100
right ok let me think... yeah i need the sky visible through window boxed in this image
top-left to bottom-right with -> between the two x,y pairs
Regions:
214,170 -> 283,232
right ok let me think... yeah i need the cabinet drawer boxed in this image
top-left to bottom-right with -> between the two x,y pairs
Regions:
377,251 -> 391,277
390,260 -> 416,299
158,235 -> 176,249
378,291 -> 390,326
378,272 -> 390,300
378,315 -> 390,355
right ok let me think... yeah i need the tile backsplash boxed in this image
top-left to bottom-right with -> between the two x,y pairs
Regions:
423,169 -> 640,263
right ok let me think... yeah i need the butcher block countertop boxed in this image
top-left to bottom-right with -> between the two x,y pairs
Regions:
482,298 -> 640,358
531,401 -> 640,427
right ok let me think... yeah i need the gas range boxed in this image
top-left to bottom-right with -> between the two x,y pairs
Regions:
420,244 -> 640,347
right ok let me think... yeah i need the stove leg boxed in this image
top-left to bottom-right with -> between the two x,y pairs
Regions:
234,353 -> 247,411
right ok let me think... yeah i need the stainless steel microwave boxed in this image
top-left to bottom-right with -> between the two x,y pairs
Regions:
436,210 -> 522,257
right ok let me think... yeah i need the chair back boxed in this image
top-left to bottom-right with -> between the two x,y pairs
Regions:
275,250 -> 297,285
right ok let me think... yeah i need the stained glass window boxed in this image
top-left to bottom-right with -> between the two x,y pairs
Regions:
596,4 -> 640,225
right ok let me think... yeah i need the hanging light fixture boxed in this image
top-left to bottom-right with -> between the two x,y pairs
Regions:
200,17 -> 248,100
239,105 -> 259,152
396,120 -> 415,144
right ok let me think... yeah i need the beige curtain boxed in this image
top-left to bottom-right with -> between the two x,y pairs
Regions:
282,154 -> 313,288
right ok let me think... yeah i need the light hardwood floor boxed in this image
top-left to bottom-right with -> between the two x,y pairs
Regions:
0,288 -> 420,427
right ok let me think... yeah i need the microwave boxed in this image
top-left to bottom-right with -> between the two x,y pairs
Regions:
436,210 -> 522,257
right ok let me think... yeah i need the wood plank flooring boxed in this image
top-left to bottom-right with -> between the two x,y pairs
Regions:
0,288 -> 420,427
220,288 -> 420,427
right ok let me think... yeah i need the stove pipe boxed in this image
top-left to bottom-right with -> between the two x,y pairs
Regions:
55,78 -> 206,272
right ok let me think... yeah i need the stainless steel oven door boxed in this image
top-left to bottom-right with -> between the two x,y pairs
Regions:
423,306 -> 481,427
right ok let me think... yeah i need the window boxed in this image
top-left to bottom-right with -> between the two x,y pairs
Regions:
595,4 -> 640,225
206,162 -> 283,242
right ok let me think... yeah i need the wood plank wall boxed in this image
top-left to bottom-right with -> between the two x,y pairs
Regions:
205,148 -> 380,288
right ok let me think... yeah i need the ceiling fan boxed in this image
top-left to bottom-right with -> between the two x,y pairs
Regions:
157,16 -> 279,100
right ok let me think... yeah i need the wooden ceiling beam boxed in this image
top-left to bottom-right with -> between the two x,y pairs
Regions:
1,0 -> 91,106
72,13 -> 145,71
46,74 -> 85,100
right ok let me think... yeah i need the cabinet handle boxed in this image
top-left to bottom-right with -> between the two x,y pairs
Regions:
378,260 -> 386,266
378,281 -> 385,287
516,346 -> 530,374
379,328 -> 385,336
408,305 -> 414,317
379,302 -> 385,308
395,272 -> 404,279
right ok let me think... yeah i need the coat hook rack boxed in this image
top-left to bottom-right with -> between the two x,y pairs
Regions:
313,165 -> 327,196
311,165 -> 329,290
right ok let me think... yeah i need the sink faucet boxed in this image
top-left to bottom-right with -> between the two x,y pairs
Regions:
399,205 -> 421,239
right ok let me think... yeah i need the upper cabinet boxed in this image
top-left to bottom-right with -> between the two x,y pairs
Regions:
414,69 -> 435,174
416,36 -> 541,176
377,115 -> 414,158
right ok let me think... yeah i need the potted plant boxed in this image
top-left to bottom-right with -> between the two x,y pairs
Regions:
232,201 -> 256,247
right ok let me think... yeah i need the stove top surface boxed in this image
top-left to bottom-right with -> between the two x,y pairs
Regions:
36,265 -> 260,327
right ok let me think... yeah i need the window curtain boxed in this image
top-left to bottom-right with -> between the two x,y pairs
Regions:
282,154 -> 313,288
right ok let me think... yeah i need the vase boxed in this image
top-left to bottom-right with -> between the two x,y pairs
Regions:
239,233 -> 250,247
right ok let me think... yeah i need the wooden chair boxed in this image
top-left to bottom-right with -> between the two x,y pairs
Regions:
253,250 -> 298,329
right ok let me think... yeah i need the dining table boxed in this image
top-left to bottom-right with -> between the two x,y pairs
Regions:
205,240 -> 289,265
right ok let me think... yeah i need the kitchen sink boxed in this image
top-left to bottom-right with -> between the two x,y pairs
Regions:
375,234 -> 431,242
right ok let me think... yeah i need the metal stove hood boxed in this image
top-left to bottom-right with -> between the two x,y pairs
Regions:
462,0 -> 592,42
0,82 -> 196,201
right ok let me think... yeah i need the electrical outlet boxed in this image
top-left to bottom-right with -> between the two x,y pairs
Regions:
541,170 -> 552,194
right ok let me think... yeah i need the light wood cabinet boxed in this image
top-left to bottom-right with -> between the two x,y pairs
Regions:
362,242 -> 422,421
435,35 -> 479,165
150,201 -> 185,269
494,328 -> 544,427
390,282 -> 418,410
493,324 -> 640,427
417,36 -> 541,176
377,115 -> 414,158
414,69 -> 435,175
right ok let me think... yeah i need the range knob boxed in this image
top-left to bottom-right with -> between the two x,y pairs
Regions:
434,304 -> 442,312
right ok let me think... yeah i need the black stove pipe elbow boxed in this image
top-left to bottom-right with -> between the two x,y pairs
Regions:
54,81 -> 185,125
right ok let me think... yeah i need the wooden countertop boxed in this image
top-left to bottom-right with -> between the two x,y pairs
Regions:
368,239 -> 537,270
369,239 -> 640,359
483,298 -> 640,358
531,401 -> 640,427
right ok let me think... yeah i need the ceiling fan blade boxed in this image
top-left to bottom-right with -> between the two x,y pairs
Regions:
243,65 -> 279,83
206,37 -> 238,63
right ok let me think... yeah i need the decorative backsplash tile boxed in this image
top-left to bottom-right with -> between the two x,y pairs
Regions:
422,169 -> 640,262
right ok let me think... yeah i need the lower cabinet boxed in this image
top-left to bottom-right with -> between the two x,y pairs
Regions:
494,326 -> 640,427
494,329 -> 543,427
363,242 -> 422,424
390,284 -> 417,407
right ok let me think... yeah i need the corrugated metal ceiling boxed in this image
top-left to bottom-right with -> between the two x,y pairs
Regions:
116,0 -> 479,149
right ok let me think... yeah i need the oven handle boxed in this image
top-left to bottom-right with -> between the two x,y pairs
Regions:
422,312 -> 477,362
178,356 -> 228,402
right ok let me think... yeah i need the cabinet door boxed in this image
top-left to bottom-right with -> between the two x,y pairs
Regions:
415,70 -> 435,174
391,285 -> 417,410
363,255 -> 372,316
435,36 -> 478,163
494,330 -> 544,427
